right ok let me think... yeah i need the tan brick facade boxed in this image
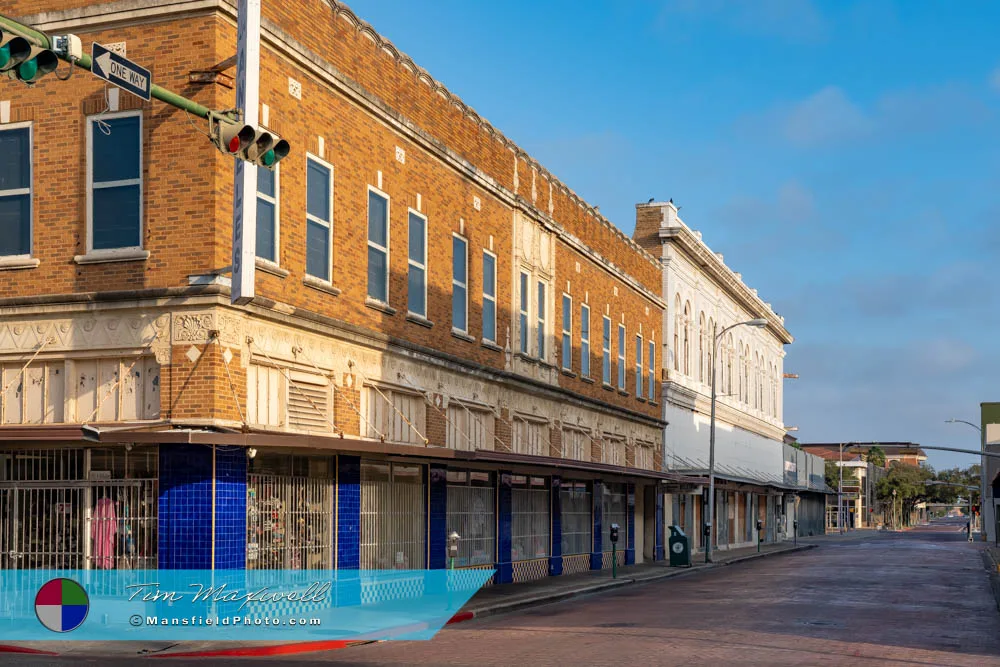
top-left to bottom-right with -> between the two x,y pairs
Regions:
0,1 -> 664,472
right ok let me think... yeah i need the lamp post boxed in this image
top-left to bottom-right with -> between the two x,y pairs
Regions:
945,419 -> 985,540
705,317 -> 768,563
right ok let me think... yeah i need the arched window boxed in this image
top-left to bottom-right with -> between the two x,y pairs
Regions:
726,333 -> 733,395
743,345 -> 750,405
683,301 -> 691,376
698,312 -> 705,383
673,295 -> 681,372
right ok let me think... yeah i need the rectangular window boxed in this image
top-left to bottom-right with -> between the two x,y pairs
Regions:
635,334 -> 643,398
367,189 -> 389,302
482,251 -> 497,343
561,428 -> 588,462
305,157 -> 332,281
452,234 -> 468,332
561,294 -> 572,371
0,124 -> 31,257
519,272 -> 530,355
617,324 -> 626,390
602,316 -> 612,385
407,211 -> 427,317
536,281 -> 546,359
648,340 -> 656,401
256,166 -> 278,263
446,403 -> 496,451
513,417 -> 547,457
560,481 -> 592,556
580,304 -> 591,378
88,113 -> 142,251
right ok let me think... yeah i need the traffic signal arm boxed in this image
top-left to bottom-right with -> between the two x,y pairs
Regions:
0,13 -> 212,119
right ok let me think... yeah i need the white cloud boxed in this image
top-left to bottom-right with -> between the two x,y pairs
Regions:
782,86 -> 873,147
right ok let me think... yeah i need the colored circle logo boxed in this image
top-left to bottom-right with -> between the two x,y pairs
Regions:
35,578 -> 89,633
672,542 -> 684,554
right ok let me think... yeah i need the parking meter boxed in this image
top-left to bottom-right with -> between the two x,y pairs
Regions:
609,523 -> 620,578
610,524 -> 619,545
448,531 -> 460,568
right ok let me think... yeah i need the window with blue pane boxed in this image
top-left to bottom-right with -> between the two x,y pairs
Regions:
602,316 -> 611,385
452,235 -> 468,332
306,158 -> 332,281
536,281 -> 546,359
367,190 -> 389,302
561,294 -> 572,371
482,251 -> 497,342
580,304 -> 591,378
519,272 -> 530,354
89,114 -> 141,250
408,212 -> 426,317
0,125 -> 31,257
648,340 -> 656,401
256,166 -> 278,263
635,334 -> 643,398
617,324 -> 626,390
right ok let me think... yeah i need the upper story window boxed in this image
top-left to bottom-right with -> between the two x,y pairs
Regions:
617,323 -> 626,391
518,272 -> 530,355
306,156 -> 333,281
367,188 -> 389,303
256,166 -> 279,263
561,294 -> 572,371
580,304 -> 591,378
536,280 -> 546,359
407,211 -> 427,317
482,250 -> 497,343
452,234 -> 468,333
635,334 -> 643,398
88,113 -> 142,251
648,339 -> 656,401
0,123 -> 31,258
602,316 -> 612,385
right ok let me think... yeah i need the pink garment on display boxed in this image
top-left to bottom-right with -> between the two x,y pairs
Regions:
91,497 -> 118,569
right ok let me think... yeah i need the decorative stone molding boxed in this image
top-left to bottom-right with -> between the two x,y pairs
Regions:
0,312 -> 170,357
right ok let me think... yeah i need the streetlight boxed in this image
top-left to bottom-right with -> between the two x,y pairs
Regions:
945,418 -> 985,540
705,317 -> 768,563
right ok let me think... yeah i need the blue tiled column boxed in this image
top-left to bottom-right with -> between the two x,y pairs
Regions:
625,483 -> 636,565
214,447 -> 247,569
654,491 -> 665,561
158,443 -> 213,569
549,476 -> 562,576
590,480 -> 603,570
337,456 -> 360,570
496,471 -> 513,584
429,465 -> 448,569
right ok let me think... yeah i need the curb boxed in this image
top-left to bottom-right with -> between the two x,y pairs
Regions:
0,645 -> 60,656
150,640 -> 372,659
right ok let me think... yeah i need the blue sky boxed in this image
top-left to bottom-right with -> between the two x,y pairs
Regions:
347,0 -> 1000,471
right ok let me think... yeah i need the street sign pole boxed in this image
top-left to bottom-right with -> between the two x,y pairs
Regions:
231,0 -> 261,305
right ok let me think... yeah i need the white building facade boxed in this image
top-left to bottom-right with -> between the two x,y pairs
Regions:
634,201 -> 822,551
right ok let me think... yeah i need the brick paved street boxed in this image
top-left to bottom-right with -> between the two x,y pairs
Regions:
5,521 -> 999,666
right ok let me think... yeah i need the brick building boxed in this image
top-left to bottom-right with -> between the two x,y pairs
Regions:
0,0 -> 689,583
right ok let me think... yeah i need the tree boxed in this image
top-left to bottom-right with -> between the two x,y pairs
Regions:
865,446 -> 887,468
876,462 -> 933,527
824,460 -> 843,490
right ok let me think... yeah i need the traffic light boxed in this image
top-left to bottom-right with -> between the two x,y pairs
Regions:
210,115 -> 289,169
0,30 -> 58,84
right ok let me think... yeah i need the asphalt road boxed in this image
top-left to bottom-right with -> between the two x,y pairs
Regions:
5,521 -> 999,666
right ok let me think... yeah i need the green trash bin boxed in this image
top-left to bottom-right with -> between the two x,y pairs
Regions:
668,525 -> 691,567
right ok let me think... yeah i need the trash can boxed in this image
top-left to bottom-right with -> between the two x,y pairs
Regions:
668,525 -> 691,567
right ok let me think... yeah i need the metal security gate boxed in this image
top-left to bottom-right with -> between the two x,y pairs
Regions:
602,482 -> 627,565
560,481 -> 592,575
0,447 -> 158,570
511,475 -> 549,583
445,470 -> 495,567
246,454 -> 334,570
360,461 -> 426,569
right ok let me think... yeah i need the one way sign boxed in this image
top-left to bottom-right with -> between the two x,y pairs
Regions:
91,43 -> 151,101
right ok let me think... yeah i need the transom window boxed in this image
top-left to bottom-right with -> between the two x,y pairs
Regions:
305,157 -> 333,281
0,124 -> 31,257
88,113 -> 142,251
367,189 -> 389,303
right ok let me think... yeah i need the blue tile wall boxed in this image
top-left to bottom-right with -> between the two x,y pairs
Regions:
496,471 -> 512,584
214,446 -> 247,570
337,456 -> 360,570
590,480 -> 603,570
625,483 -> 635,566
655,490 -> 665,561
549,475 -> 562,576
429,465 -> 447,569
158,444 -> 213,569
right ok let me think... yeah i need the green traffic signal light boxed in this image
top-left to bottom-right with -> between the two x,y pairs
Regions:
261,149 -> 275,167
0,44 -> 9,69
16,57 -> 36,81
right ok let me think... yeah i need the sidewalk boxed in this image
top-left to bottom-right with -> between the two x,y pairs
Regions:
0,540 -> 819,659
